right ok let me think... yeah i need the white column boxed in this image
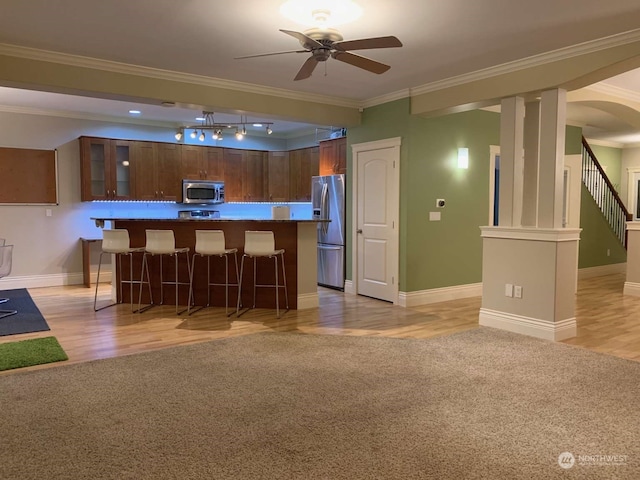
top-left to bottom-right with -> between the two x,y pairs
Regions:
522,100 -> 540,227
499,97 -> 525,227
538,89 -> 567,228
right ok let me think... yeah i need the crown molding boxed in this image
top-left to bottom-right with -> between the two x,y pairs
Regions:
0,103 -> 179,128
585,137 -> 625,149
586,82 -> 640,103
0,43 -> 361,110
410,28 -> 640,96
360,89 -> 410,108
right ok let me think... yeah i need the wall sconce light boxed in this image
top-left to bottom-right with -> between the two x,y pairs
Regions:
457,147 -> 469,169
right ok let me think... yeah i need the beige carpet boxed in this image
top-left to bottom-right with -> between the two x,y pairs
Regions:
1,328 -> 638,479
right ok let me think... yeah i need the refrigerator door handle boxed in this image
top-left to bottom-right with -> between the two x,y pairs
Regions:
321,183 -> 329,235
318,245 -> 342,250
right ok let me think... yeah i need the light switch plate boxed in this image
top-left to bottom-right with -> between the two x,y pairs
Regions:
429,211 -> 441,221
514,285 -> 523,298
505,283 -> 513,297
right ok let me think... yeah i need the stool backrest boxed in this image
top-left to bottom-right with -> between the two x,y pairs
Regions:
0,244 -> 13,278
0,238 -> 5,246
102,229 -> 131,253
145,230 -> 176,254
244,231 -> 276,256
195,230 -> 226,255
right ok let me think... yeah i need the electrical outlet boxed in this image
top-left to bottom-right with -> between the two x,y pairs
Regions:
514,285 -> 523,299
607,249 -> 610,257
45,208 -> 52,217
505,283 -> 513,297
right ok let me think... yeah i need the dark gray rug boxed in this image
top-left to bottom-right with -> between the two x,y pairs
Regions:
0,328 -> 638,479
0,288 -> 50,336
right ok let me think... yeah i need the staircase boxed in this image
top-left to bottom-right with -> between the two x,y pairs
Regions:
581,136 -> 632,248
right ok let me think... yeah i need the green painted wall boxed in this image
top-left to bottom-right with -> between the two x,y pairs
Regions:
590,144 -> 622,192
578,185 -> 627,267
347,98 -> 604,292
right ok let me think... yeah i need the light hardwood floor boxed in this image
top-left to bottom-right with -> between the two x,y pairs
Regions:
1,273 -> 639,376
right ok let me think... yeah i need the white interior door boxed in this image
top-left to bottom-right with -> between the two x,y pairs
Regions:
352,138 -> 400,303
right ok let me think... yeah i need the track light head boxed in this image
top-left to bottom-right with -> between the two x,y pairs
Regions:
174,130 -> 183,141
190,130 -> 197,139
266,126 -> 273,135
198,131 -> 205,142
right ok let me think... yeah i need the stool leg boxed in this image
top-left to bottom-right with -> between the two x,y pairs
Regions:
236,255 -> 246,317
174,253 -> 179,314
128,252 -> 135,312
93,251 -> 106,311
224,254 -> 229,316
159,255 -> 165,305
188,253 -> 197,315
233,252 -> 241,312
274,255 -> 279,318
252,256 -> 257,309
281,252 -> 289,311
206,255 -> 212,307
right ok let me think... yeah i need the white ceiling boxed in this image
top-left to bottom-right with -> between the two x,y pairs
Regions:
1,0 -> 640,142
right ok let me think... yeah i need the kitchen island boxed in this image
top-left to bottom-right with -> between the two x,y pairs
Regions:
92,218 -> 325,311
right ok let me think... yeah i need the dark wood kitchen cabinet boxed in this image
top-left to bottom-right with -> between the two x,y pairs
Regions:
289,146 -> 319,201
181,145 -> 223,181
243,150 -> 268,202
80,137 -> 134,201
267,151 -> 290,202
222,148 -> 244,202
319,137 -> 347,176
133,142 -> 180,201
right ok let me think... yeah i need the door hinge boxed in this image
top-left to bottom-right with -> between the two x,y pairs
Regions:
393,160 -> 396,168
392,276 -> 395,285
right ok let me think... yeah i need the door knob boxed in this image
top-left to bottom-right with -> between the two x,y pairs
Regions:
356,229 -> 363,234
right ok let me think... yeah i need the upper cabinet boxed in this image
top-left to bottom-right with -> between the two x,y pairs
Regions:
289,146 -> 319,201
133,142 -> 180,201
80,137 -> 134,201
79,137 -> 330,203
267,151 -> 290,202
319,137 -> 347,176
181,145 -> 223,181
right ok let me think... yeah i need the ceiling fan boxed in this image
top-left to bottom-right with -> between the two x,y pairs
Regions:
235,28 -> 402,81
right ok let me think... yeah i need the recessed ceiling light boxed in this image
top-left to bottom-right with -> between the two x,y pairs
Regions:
129,110 -> 141,115
280,0 -> 362,28
195,117 -> 206,121
253,123 -> 263,127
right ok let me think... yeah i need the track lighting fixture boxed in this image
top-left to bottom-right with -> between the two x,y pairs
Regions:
179,111 -> 274,141
174,130 -> 183,141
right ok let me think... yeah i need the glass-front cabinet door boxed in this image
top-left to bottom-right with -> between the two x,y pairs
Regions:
80,137 -> 134,201
113,140 -> 133,199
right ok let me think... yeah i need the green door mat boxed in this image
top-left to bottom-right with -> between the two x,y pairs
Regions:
0,336 -> 68,371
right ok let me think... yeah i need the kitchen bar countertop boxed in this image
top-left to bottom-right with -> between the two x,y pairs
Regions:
91,217 -> 327,223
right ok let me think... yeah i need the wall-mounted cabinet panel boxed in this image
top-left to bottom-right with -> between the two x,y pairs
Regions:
243,150 -> 268,202
156,143 -> 181,201
222,149 -> 244,202
0,147 -> 57,204
181,145 -> 223,181
132,141 -> 158,201
289,146 -> 319,201
319,137 -> 347,176
268,151 -> 290,202
80,137 -> 134,201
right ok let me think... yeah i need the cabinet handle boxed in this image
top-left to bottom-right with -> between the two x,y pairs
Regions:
160,191 -> 164,198
155,191 -> 159,198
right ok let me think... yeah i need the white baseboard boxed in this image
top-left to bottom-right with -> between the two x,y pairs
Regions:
623,281 -> 640,296
578,262 -> 626,279
398,283 -> 482,307
0,271 -> 112,289
479,308 -> 576,341
344,279 -> 355,295
297,292 -> 319,310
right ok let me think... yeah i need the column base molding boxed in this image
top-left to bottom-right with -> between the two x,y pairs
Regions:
479,307 -> 576,341
297,292 -> 319,310
623,281 -> 640,297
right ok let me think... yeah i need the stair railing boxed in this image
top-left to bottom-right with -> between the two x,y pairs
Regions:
581,136 -> 632,248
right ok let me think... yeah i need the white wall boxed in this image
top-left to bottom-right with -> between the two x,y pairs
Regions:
0,111 -> 314,287
620,146 -> 640,210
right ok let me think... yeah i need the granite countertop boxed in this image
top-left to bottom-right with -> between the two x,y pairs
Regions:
91,217 -> 328,223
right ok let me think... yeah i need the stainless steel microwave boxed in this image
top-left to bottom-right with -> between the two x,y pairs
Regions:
181,180 -> 225,205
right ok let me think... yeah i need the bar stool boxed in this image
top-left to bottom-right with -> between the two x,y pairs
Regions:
138,229 -> 191,314
188,230 -> 239,317
94,229 -> 146,312
236,230 -> 289,318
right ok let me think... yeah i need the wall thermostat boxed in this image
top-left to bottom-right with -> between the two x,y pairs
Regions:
436,199 -> 446,208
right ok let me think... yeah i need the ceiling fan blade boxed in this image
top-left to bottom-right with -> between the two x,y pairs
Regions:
333,36 -> 402,51
235,49 -> 307,60
331,51 -> 391,74
280,29 -> 324,49
294,56 -> 320,81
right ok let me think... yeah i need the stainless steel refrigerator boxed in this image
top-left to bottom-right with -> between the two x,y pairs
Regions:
312,174 -> 346,290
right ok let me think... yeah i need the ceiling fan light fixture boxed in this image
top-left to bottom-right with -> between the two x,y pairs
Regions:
279,0 -> 362,28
